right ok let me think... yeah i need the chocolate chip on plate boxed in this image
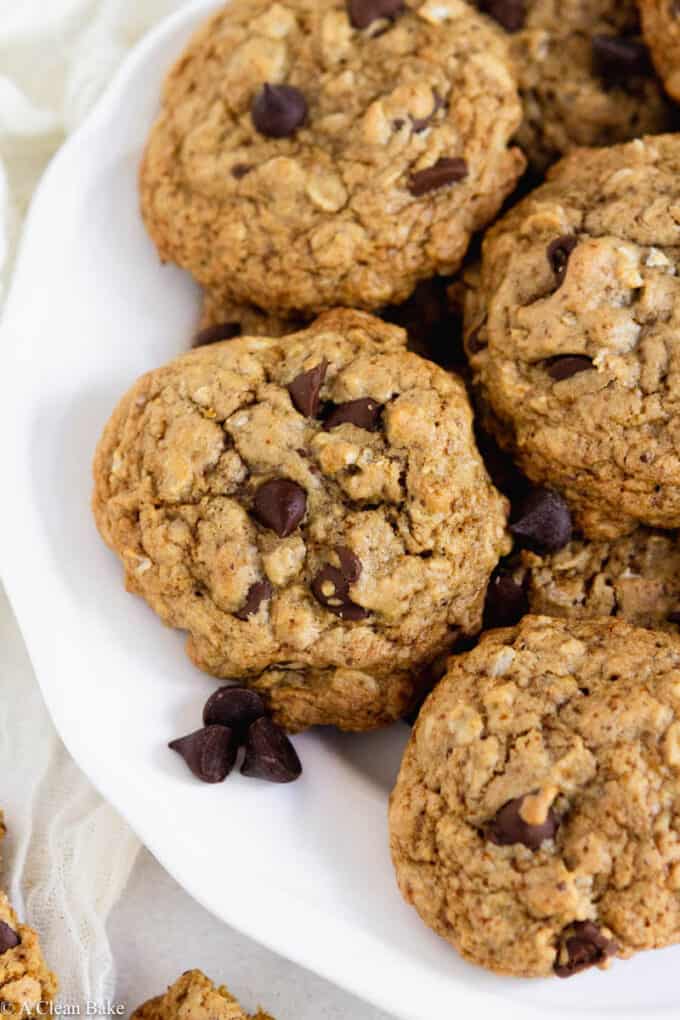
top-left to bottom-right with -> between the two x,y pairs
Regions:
288,360 -> 327,417
251,84 -> 308,138
592,36 -> 652,82
483,568 -> 529,629
324,397 -> 382,431
253,479 -> 307,537
311,546 -> 368,621
0,922 -> 20,956
234,580 -> 274,621
347,0 -> 404,29
409,158 -> 468,197
484,794 -> 559,850
203,686 -> 266,733
545,355 -> 593,381
169,726 -> 238,783
478,0 -> 525,32
554,921 -> 618,978
547,235 -> 578,286
192,322 -> 241,348
511,486 -> 573,554
241,717 -> 302,783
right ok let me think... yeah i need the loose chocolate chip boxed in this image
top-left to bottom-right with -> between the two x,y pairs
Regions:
511,487 -> 573,554
478,0 -> 525,31
324,397 -> 382,431
348,0 -> 404,29
484,794 -> 559,850
253,479 -> 307,537
251,84 -> 308,139
409,157 -> 468,197
241,717 -> 302,783
0,922 -> 20,956
592,36 -> 652,82
203,686 -> 266,734
483,569 -> 529,629
554,921 -> 618,978
547,235 -> 578,286
311,547 -> 368,621
231,163 -> 252,179
169,726 -> 238,783
411,92 -> 445,133
192,322 -> 241,348
234,580 -> 274,620
288,360 -> 328,417
545,355 -> 593,381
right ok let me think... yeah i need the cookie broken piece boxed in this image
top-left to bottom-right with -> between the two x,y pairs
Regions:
131,970 -> 273,1020
92,309 -> 510,732
390,615 -> 680,977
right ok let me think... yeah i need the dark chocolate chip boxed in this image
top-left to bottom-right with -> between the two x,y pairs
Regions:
592,36 -> 652,82
484,794 -> 559,850
478,0 -> 525,32
511,487 -> 573,554
348,0 -> 404,29
251,84 -> 308,139
324,397 -> 382,431
231,163 -> 252,179
668,610 -> 680,625
554,921 -> 618,978
0,923 -> 20,956
241,717 -> 302,783
409,157 -> 468,197
545,355 -> 593,381
234,580 -> 274,620
547,235 -> 578,286
311,547 -> 368,621
192,322 -> 241,348
253,479 -> 307,537
483,569 -> 529,629
411,92 -> 445,133
169,726 -> 238,783
288,360 -> 328,417
203,686 -> 265,734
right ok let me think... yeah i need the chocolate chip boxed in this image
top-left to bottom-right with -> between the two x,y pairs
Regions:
0,923 -> 20,956
484,794 -> 559,850
409,157 -> 468,197
668,610 -> 680,625
348,0 -> 404,29
288,360 -> 328,417
554,921 -> 618,978
511,487 -> 573,554
241,717 -> 302,783
253,479 -> 307,537
169,726 -> 238,783
411,92 -> 445,133
234,580 -> 273,620
483,569 -> 529,629
311,547 -> 368,621
478,0 -> 525,31
251,84 -> 308,139
547,235 -> 578,286
324,397 -> 382,431
545,355 -> 593,381
592,36 -> 652,82
203,686 -> 265,735
231,163 -> 252,179
192,322 -> 241,348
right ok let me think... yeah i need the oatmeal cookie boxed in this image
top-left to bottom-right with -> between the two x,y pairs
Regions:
131,970 -> 272,1020
0,891 -> 57,1017
638,0 -> 680,102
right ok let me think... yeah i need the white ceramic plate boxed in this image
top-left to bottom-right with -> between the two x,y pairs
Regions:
1,4 -> 679,1018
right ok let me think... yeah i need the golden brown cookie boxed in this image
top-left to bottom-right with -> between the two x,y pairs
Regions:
131,970 -> 273,1020
140,0 -> 525,317
464,134 -> 680,540
390,614 -> 680,977
638,0 -> 680,101
93,310 -> 509,732
0,891 -> 57,1018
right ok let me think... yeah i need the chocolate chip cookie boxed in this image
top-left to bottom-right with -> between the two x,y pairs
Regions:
464,134 -> 680,540
639,0 -> 680,101
390,614 -> 680,977
93,310 -> 509,732
0,891 -> 57,1017
132,970 -> 273,1020
474,0 -> 675,171
140,0 -> 525,317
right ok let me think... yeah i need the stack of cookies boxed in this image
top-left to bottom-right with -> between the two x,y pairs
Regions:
93,0 -> 680,983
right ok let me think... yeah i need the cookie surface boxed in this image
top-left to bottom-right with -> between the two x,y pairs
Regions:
639,0 -> 680,101
474,0 -> 675,171
93,310 -> 509,732
464,135 -> 680,539
131,970 -> 272,1020
140,0 -> 525,316
390,614 -> 680,977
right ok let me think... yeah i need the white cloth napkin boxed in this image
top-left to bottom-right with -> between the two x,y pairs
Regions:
0,0 -> 184,1006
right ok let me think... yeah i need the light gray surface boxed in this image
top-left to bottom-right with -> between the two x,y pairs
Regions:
109,847 -> 395,1019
